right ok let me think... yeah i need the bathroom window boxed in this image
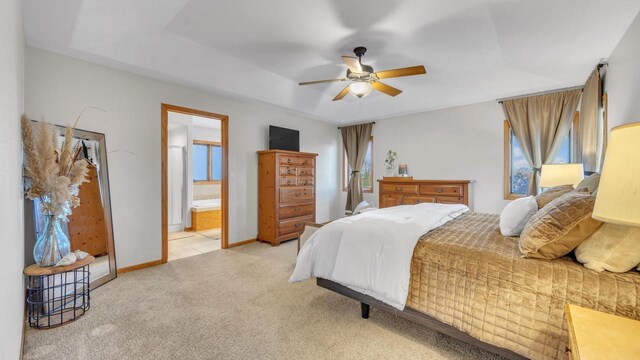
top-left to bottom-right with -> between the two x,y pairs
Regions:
211,145 -> 222,180
193,141 -> 222,183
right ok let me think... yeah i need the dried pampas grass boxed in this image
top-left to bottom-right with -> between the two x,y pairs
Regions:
21,116 -> 90,220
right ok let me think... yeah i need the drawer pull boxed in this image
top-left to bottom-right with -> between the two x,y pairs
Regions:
287,169 -> 292,174
303,160 -> 308,165
287,158 -> 292,164
295,223 -> 302,228
395,186 -> 402,191
287,180 -> 292,185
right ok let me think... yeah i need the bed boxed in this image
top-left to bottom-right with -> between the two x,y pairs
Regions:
297,211 -> 640,360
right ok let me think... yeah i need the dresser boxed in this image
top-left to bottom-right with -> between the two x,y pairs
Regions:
378,178 -> 473,209
257,150 -> 318,246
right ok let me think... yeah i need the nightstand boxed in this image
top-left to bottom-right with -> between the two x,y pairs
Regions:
565,303 -> 640,359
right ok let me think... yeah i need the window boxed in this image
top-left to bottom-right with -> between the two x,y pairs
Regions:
193,140 -> 222,183
504,114 -> 578,199
343,137 -> 373,192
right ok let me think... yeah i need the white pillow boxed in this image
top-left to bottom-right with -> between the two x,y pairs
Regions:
575,224 -> 640,273
499,196 -> 538,236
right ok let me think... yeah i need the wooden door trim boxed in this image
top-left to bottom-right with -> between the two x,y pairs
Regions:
161,103 -> 229,263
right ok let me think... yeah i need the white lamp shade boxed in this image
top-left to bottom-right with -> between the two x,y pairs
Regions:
593,122 -> 640,227
539,163 -> 584,188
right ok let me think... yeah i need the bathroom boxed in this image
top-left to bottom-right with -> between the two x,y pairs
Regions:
167,110 -> 223,261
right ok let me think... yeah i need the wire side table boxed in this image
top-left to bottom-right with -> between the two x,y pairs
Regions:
24,255 -> 94,329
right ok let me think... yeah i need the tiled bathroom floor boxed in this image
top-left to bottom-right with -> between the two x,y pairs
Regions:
168,229 -> 222,261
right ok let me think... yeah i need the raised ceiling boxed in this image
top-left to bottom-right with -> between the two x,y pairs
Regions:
24,0 -> 640,124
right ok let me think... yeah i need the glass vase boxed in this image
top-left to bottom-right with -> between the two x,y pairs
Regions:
33,215 -> 70,267
385,165 -> 395,177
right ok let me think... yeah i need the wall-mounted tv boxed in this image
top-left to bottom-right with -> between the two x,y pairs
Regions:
269,125 -> 299,152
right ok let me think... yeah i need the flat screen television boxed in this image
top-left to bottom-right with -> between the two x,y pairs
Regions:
269,125 -> 299,151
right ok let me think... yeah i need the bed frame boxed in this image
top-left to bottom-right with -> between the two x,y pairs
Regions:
317,278 -> 527,360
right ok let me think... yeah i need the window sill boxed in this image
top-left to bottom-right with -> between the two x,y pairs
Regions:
504,193 -> 524,200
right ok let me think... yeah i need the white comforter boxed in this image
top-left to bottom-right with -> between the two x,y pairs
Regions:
290,203 -> 469,310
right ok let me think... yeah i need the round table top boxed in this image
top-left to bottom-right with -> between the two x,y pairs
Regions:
24,255 -> 95,276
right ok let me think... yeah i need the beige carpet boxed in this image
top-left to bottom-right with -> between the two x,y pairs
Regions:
23,241 -> 504,360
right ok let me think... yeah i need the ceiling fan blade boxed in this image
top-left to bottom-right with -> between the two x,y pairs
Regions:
299,78 -> 348,86
333,85 -> 351,101
375,65 -> 426,79
342,56 -> 363,74
372,81 -> 402,97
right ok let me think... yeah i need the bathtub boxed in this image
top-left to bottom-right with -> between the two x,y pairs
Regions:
191,199 -> 221,212
191,199 -> 222,231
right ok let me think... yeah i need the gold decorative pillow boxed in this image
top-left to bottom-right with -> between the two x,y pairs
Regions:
534,184 -> 574,209
519,192 -> 603,259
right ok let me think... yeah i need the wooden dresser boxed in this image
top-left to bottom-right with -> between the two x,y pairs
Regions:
378,178 -> 473,209
257,150 -> 318,246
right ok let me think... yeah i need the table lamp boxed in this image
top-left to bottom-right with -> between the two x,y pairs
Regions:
539,163 -> 585,188
588,122 -> 640,256
593,122 -> 640,226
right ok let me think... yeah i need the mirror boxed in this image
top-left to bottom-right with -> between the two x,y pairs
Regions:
24,125 -> 117,288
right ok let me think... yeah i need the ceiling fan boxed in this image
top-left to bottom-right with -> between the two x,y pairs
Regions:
299,46 -> 427,101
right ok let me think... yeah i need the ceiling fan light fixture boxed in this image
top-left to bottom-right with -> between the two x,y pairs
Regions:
349,81 -> 373,98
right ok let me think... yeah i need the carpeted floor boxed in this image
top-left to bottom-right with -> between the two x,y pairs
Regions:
23,241 -> 504,360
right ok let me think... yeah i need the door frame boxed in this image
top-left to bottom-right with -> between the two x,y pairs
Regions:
161,103 -> 229,263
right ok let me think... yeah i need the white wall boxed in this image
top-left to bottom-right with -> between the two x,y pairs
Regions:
168,126 -> 188,147
25,47 -> 342,269
193,125 -> 221,142
341,101 -> 510,214
0,0 -> 24,358
605,11 -> 640,129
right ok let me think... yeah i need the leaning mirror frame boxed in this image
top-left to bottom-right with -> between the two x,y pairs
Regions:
28,123 -> 117,288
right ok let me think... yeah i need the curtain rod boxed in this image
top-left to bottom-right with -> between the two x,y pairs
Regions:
497,85 -> 584,104
337,121 -> 375,129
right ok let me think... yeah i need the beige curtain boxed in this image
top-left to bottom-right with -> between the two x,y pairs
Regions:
503,90 -> 582,195
341,123 -> 373,212
578,69 -> 602,172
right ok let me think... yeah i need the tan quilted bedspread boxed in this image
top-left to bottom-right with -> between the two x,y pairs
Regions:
406,212 -> 640,360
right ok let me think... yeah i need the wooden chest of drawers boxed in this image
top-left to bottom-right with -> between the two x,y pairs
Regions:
257,150 -> 318,246
378,178 -> 472,209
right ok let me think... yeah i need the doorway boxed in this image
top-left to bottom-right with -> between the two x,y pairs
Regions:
161,104 -> 229,263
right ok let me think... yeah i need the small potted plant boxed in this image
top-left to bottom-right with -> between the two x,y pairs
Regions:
384,150 -> 397,176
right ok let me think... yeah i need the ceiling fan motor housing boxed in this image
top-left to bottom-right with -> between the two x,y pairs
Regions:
346,64 -> 375,79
